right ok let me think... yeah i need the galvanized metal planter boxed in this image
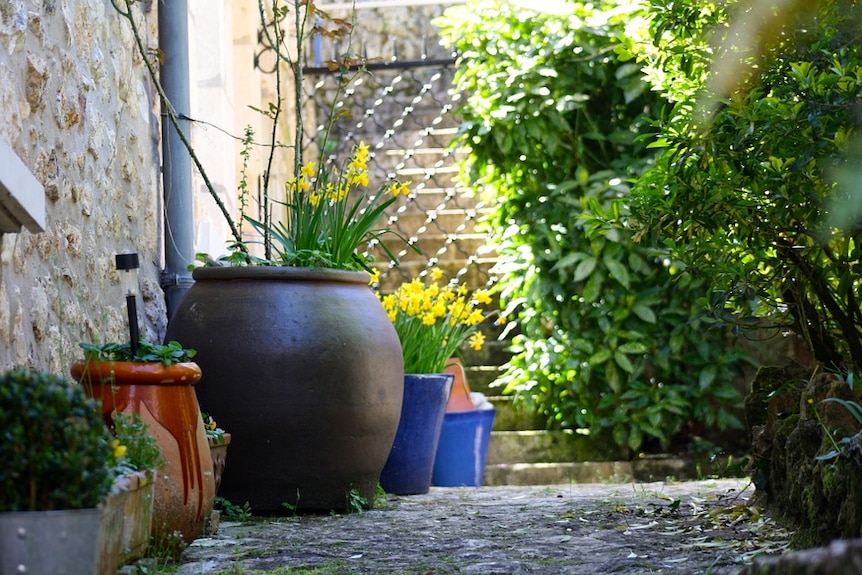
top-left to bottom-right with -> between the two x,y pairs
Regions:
0,508 -> 102,575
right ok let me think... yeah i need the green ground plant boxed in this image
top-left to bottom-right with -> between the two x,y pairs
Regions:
215,496 -> 254,522
437,0 -> 751,454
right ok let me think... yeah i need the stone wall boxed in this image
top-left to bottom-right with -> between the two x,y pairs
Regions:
746,363 -> 862,546
0,1 -> 164,373
0,1 -> 473,375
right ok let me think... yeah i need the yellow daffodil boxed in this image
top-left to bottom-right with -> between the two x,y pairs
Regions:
388,181 -> 411,196
112,439 -> 127,460
355,142 -> 369,162
474,290 -> 493,305
466,309 -> 485,326
247,141 -> 407,269
328,184 -> 349,202
301,162 -> 316,178
469,331 -> 485,351
377,275 -> 496,373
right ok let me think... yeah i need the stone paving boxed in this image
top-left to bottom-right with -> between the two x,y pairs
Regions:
171,479 -> 794,574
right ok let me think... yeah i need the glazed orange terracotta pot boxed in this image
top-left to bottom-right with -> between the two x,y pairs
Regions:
165,266 -> 404,513
70,359 -> 215,544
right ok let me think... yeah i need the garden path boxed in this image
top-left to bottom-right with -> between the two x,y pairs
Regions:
167,479 -> 795,574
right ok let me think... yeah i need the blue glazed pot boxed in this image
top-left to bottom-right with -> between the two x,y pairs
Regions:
380,373 -> 454,495
431,405 -> 496,487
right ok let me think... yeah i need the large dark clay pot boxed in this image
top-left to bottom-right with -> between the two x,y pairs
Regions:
165,266 -> 404,513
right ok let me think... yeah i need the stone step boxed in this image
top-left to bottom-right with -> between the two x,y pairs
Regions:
411,185 -> 481,201
383,147 -> 470,171
486,430 -> 627,465
394,164 -> 462,188
371,234 -> 493,265
483,456 -> 747,486
393,190 -> 485,215
459,359 -> 511,388
484,461 -> 632,486
488,396 -> 551,431
374,258 -> 498,292
461,366 -> 503,395
385,209 -> 495,235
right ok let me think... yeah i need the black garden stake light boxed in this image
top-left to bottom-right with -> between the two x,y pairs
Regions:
116,252 -> 140,358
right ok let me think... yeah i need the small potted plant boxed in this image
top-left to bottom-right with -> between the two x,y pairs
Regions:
201,410 -> 231,496
377,269 -> 495,495
200,410 -> 231,534
70,339 -> 215,547
0,367 -> 115,574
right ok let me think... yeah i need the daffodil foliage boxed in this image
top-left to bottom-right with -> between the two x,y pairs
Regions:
437,0 -> 750,453
242,142 -> 410,271
218,1 -> 412,272
380,269 -> 495,374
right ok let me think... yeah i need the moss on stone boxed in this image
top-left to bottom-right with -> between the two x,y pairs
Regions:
746,365 -> 862,547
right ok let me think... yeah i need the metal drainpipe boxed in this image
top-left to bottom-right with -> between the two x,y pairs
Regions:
159,0 -> 195,318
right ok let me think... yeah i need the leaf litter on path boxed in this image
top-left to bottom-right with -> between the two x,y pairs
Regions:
175,479 -> 793,575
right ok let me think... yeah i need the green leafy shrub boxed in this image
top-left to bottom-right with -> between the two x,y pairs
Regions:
0,367 -> 114,511
627,0 -> 862,373
437,0 -> 751,453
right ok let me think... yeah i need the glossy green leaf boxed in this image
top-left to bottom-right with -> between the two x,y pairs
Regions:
618,342 -> 649,354
614,350 -> 636,374
604,256 -> 631,289
632,304 -> 657,323
573,257 -> 598,283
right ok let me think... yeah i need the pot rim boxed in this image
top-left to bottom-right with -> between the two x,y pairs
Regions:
70,359 -> 202,386
404,373 -> 457,381
192,266 -> 370,284
207,432 -> 232,447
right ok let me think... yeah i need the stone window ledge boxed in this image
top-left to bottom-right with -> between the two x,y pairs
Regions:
0,138 -> 45,235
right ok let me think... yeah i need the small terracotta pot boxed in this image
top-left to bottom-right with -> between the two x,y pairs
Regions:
71,359 -> 215,544
207,433 -> 231,497
444,358 -> 475,411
